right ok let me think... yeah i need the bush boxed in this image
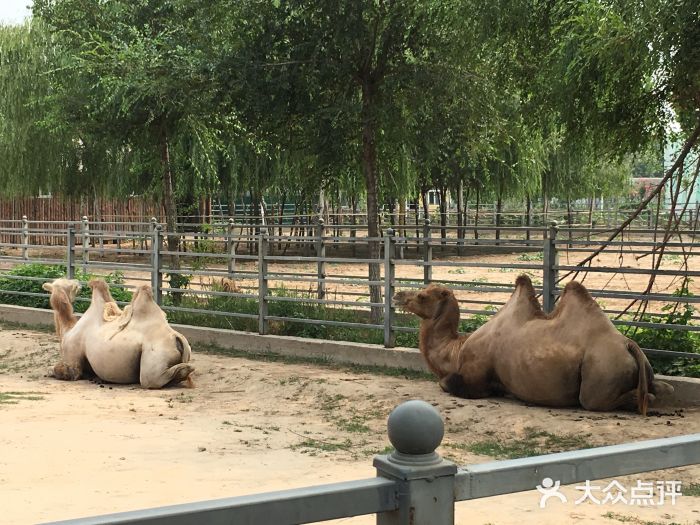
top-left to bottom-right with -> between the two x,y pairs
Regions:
626,283 -> 700,378
0,263 -> 132,311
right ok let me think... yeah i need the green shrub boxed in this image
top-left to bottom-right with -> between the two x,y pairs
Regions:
0,263 -> 132,311
626,282 -> 700,378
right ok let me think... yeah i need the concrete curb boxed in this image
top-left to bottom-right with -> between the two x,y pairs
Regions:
1,303 -> 697,406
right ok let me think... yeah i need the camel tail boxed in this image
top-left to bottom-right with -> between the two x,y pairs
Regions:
174,333 -> 192,363
627,340 -> 651,416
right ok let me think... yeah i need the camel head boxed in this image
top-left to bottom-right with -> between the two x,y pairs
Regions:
393,284 -> 460,324
42,278 -> 81,337
42,278 -> 81,303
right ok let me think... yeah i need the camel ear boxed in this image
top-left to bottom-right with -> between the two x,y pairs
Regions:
42,283 -> 53,292
433,292 -> 450,320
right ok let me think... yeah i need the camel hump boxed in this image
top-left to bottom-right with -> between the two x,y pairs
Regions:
562,281 -> 595,302
505,274 -> 544,318
552,280 -> 609,321
515,274 -> 534,291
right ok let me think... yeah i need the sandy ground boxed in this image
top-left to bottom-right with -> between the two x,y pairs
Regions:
1,328 -> 699,524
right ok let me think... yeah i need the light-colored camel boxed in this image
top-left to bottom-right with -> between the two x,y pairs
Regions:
43,278 -> 194,388
393,275 -> 673,415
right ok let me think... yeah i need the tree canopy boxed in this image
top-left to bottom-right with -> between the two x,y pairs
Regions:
0,0 -> 697,224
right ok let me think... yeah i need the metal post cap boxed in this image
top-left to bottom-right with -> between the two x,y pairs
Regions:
387,400 -> 444,456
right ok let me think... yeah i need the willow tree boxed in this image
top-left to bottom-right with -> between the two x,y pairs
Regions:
33,0 -> 234,249
230,0 -> 486,321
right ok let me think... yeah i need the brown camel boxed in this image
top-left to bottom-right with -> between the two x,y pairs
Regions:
43,278 -> 194,388
393,275 -> 673,415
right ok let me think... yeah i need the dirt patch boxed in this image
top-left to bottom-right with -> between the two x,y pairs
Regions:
1,328 -> 699,524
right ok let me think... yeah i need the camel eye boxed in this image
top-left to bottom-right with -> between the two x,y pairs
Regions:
417,295 -> 425,302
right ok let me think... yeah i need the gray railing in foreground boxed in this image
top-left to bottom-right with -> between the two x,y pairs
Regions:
44,400 -> 700,525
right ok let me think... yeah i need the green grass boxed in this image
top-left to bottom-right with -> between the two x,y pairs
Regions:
0,391 -> 44,404
683,482 -> 700,497
446,427 -> 594,459
602,512 -> 685,525
290,437 -> 354,453
517,252 -> 543,261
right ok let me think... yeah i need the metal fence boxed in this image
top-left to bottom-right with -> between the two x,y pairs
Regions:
44,399 -> 700,525
0,218 -> 698,362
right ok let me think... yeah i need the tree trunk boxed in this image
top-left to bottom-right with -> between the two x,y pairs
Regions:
464,188 -> 470,230
361,78 -> 382,323
526,194 -> 532,241
439,186 -> 447,245
456,179 -> 464,244
351,195 -> 358,257
567,197 -> 573,247
160,125 -> 181,305
421,186 -> 429,222
474,187 -> 480,240
414,198 -> 421,247
587,196 -> 594,241
495,193 -> 503,244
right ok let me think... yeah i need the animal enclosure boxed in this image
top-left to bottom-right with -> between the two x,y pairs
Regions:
0,217 -> 698,370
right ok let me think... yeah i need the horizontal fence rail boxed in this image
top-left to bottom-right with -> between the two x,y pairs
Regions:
41,400 -> 700,525
45,478 -> 398,525
0,217 -> 698,363
455,433 -> 700,501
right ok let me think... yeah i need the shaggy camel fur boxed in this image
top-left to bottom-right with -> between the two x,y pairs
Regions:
393,275 -> 673,415
43,278 -> 194,388
42,278 -> 81,338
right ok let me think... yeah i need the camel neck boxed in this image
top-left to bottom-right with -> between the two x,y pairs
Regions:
419,318 -> 459,346
49,289 -> 78,335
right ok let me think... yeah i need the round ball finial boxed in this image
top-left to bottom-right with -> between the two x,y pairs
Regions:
387,400 -> 444,456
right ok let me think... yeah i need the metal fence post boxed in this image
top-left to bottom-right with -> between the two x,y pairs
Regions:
66,226 -> 76,279
227,217 -> 236,278
316,218 -> 327,300
422,219 -> 432,284
543,220 -> 559,313
81,216 -> 90,271
151,224 -> 162,305
375,400 -> 457,525
258,228 -> 269,335
21,215 -> 29,260
384,228 -> 396,348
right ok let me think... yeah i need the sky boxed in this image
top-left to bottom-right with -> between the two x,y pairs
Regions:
0,0 -> 33,25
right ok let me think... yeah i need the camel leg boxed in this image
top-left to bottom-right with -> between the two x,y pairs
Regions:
51,361 -> 83,381
439,373 -> 494,399
141,362 -> 195,389
580,388 -> 657,412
